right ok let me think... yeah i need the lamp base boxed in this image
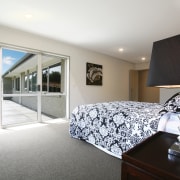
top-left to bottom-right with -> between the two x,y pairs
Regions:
168,142 -> 180,157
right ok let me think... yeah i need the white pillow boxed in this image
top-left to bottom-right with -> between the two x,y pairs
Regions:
165,113 -> 180,135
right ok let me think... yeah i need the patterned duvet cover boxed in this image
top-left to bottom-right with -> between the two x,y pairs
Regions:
69,101 -> 163,158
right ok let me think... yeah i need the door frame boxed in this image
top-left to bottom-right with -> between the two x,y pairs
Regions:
0,44 -> 70,128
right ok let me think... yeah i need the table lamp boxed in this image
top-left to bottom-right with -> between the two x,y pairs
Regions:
147,34 -> 180,157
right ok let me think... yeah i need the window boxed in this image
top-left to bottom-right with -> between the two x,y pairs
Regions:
26,64 -> 61,93
24,75 -> 27,91
15,77 -> 20,91
29,72 -> 37,92
29,74 -> 32,91
32,72 -> 37,91
42,63 -> 61,92
42,69 -> 48,91
49,65 -> 61,92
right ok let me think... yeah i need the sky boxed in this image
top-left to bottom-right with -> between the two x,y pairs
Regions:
2,48 -> 27,74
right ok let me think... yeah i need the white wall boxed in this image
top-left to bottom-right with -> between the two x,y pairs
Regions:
0,25 -> 134,115
134,62 -> 149,70
160,88 -> 180,104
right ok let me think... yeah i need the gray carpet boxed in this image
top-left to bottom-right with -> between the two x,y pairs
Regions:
0,122 -> 122,180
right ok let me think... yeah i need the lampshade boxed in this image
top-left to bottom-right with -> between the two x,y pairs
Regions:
147,34 -> 180,88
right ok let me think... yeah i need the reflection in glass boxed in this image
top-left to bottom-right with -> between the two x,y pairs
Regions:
49,64 -> 61,92
42,64 -> 61,92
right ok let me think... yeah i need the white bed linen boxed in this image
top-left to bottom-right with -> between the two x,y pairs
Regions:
70,101 -> 163,158
158,112 -> 180,135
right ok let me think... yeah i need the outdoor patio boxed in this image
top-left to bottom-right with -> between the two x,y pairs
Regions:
2,100 -> 53,126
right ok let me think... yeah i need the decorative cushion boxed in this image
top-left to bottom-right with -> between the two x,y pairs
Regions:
160,92 -> 180,115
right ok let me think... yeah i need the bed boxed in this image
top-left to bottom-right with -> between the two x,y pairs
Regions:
69,93 -> 180,159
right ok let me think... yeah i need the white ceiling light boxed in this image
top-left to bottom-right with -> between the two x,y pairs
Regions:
25,14 -> 33,19
118,48 -> 124,52
141,57 -> 146,61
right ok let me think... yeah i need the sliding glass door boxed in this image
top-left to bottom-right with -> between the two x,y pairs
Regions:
0,46 -> 69,128
1,49 -> 39,127
41,54 -> 67,120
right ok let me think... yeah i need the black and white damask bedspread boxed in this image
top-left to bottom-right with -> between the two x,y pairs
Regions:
69,101 -> 163,158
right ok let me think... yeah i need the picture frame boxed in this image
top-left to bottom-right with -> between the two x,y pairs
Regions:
86,62 -> 103,85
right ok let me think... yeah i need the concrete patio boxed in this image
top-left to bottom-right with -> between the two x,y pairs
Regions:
2,100 -> 53,126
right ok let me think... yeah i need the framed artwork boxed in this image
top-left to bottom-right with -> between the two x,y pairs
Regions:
86,62 -> 103,85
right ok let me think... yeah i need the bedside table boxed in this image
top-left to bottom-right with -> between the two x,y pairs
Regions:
121,131 -> 180,180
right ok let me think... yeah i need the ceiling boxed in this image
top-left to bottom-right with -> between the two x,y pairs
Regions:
0,0 -> 179,64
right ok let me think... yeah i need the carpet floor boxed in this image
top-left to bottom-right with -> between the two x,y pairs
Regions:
0,121 -> 122,180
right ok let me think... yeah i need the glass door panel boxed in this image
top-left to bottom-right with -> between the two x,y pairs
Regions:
2,48 -> 38,127
41,54 -> 66,120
